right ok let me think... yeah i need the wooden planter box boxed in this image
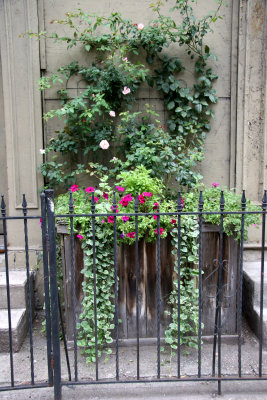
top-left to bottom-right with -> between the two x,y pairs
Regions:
57,223 -> 240,341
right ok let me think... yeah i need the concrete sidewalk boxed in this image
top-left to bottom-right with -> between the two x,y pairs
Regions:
0,315 -> 267,399
1,380 -> 267,400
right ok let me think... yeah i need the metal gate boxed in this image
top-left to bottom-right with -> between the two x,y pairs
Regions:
0,189 -> 267,399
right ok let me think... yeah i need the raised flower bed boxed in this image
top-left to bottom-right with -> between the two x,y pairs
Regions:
55,168 -> 259,364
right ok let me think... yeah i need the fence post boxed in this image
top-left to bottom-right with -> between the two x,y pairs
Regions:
45,189 -> 62,400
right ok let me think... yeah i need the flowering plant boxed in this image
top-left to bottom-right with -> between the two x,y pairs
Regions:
29,0 -> 223,191
55,166 -> 199,362
56,166 -> 177,245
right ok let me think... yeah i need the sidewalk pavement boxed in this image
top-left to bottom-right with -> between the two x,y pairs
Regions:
1,380 -> 267,400
0,315 -> 267,399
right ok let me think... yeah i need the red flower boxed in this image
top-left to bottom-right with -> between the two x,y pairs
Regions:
171,219 -> 176,224
108,216 -> 114,223
103,192 -> 109,199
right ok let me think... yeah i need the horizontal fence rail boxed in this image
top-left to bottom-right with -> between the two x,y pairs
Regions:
0,190 -> 266,400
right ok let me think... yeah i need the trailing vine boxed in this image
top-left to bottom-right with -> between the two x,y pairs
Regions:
55,167 -> 200,362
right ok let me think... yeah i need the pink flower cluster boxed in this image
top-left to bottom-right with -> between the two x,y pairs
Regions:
155,228 -> 164,235
127,232 -> 135,238
85,186 -> 95,193
138,194 -> 145,204
119,194 -> 133,207
116,186 -> 125,192
69,184 -> 79,192
142,192 -> 152,197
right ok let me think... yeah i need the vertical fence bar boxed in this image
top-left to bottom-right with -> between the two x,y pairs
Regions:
69,192 -> 78,381
156,205 -> 161,379
58,292 -> 71,381
198,191 -> 203,378
259,190 -> 267,377
238,190 -> 246,377
135,194 -> 140,380
46,189 -> 61,400
22,194 -> 34,385
1,195 -> 14,386
113,193 -> 119,381
217,191 -> 224,395
91,193 -> 99,380
177,193 -> 182,379
41,193 -> 53,385
212,274 -> 219,377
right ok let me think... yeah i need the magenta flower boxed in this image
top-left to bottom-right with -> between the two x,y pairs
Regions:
127,232 -> 135,238
108,216 -> 114,224
122,216 -> 129,222
138,194 -> 145,204
119,194 -> 133,207
103,192 -> 109,199
39,218 -> 42,227
85,186 -> 95,193
153,202 -> 159,210
142,192 -> 152,197
101,219 -> 105,224
116,186 -> 125,192
76,234 -> 84,240
69,184 -> 79,192
153,215 -> 157,220
212,182 -> 219,188
90,196 -> 99,203
155,227 -> 164,235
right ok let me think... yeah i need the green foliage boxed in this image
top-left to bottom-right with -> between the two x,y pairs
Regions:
184,183 -> 261,241
55,167 -> 200,361
31,0 -> 223,191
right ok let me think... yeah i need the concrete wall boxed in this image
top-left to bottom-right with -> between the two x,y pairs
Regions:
0,51 -> 7,235
0,0 -> 44,266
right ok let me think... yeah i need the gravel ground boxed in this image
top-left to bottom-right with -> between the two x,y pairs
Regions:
0,313 -> 267,399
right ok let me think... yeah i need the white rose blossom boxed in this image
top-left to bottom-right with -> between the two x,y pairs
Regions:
99,140 -> 110,150
122,86 -> 131,95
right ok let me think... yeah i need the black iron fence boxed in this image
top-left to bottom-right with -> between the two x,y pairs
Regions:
0,189 -> 267,399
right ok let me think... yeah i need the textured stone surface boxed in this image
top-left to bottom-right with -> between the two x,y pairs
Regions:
243,260 -> 267,346
0,308 -> 28,352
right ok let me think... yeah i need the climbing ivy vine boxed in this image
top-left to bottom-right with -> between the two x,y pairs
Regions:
27,0 -> 223,191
